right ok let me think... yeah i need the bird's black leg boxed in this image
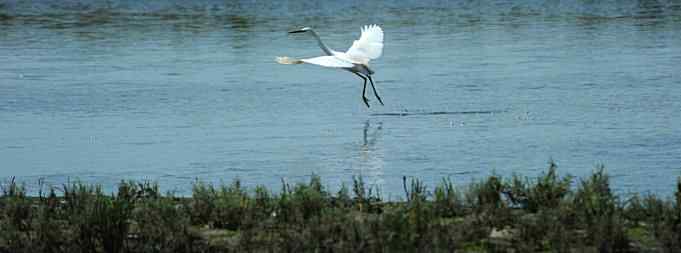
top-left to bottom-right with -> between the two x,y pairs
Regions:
367,75 -> 384,106
354,72 -> 370,108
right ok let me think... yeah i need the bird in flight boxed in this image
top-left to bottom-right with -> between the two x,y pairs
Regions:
277,25 -> 385,108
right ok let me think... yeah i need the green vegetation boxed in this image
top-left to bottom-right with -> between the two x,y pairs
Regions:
2,163 -> 681,252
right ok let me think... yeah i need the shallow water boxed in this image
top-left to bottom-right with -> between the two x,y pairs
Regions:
1,0 -> 681,196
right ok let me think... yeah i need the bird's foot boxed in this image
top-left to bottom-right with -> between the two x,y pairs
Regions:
376,96 -> 384,106
362,96 -> 370,108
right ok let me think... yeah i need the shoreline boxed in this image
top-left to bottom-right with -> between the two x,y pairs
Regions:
2,163 -> 680,252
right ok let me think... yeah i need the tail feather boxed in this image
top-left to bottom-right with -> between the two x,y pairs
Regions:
276,56 -> 303,65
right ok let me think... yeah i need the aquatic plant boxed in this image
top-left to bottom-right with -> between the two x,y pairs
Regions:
2,164 -> 680,252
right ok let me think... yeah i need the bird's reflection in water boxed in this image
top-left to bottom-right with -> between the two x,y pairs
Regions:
355,119 -> 384,186
362,120 -> 382,150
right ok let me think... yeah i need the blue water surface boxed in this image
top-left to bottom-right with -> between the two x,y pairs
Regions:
1,0 -> 680,196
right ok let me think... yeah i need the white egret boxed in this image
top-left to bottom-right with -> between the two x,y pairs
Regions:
277,25 -> 385,108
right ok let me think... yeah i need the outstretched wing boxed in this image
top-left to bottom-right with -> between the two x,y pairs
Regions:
300,56 -> 354,68
346,24 -> 384,62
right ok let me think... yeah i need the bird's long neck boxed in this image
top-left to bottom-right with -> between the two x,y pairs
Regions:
309,30 -> 333,56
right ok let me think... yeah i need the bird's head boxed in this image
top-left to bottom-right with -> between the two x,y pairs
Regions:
288,27 -> 312,33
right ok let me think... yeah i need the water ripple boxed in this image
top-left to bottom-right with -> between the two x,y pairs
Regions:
371,110 -> 506,117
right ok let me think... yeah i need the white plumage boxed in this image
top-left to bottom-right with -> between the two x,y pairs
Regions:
346,24 -> 384,63
302,56 -> 355,68
277,24 -> 386,107
278,25 -> 384,68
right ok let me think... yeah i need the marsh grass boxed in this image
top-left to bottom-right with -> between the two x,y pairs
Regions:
2,165 -> 681,252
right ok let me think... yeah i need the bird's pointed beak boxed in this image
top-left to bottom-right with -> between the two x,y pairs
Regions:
288,29 -> 306,34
